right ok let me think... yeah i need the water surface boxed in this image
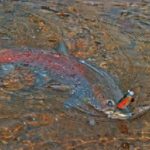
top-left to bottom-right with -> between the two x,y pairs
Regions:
0,0 -> 150,149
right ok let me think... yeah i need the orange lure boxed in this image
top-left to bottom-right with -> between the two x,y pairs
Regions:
117,90 -> 134,109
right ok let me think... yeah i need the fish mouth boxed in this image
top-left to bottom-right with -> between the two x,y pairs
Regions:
105,110 -> 132,120
103,105 -> 150,120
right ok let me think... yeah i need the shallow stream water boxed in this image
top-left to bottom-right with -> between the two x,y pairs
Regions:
0,0 -> 150,149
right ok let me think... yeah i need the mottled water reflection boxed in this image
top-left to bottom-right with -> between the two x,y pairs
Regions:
0,0 -> 149,149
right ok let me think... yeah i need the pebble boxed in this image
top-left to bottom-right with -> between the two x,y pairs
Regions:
88,117 -> 96,126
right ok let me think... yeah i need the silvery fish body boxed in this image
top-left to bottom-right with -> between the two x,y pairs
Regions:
0,49 -> 133,119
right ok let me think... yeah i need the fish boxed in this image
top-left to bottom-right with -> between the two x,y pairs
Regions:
0,47 -> 149,119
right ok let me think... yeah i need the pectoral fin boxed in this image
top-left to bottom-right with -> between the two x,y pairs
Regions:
34,70 -> 51,88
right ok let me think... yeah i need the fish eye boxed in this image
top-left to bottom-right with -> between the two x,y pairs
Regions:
107,100 -> 115,107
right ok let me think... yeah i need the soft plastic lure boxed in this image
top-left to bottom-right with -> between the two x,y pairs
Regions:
0,48 -> 149,119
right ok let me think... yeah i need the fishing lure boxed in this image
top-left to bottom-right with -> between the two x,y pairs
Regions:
117,90 -> 134,110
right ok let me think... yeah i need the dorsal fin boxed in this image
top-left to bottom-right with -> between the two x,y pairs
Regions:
54,41 -> 69,56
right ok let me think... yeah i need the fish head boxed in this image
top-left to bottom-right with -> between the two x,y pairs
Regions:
91,85 -> 132,119
104,107 -> 133,120
99,99 -> 132,119
79,60 -> 149,120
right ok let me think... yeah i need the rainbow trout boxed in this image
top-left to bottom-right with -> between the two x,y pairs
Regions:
0,48 -> 149,119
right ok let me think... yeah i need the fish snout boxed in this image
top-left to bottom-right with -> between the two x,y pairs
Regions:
101,99 -> 131,119
104,104 -> 150,120
106,110 -> 132,120
102,99 -> 132,120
